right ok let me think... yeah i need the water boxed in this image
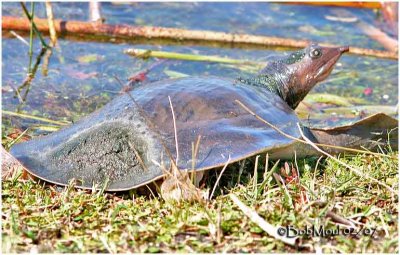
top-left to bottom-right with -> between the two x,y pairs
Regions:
2,2 -> 398,134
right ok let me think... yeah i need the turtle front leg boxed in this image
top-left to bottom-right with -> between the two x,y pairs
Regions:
193,170 -> 205,187
160,170 -> 207,202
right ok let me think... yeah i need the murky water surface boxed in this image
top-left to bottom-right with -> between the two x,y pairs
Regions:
2,2 -> 397,134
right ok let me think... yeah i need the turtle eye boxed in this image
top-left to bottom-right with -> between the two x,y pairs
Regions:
310,48 -> 322,59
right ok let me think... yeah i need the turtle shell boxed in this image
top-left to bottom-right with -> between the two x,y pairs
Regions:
10,76 -> 302,191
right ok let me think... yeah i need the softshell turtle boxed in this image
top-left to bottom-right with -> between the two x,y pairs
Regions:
10,44 -> 398,192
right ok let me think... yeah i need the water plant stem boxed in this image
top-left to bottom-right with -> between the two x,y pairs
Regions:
45,1 -> 57,46
17,47 -> 48,101
19,3 -> 49,49
27,2 -> 34,74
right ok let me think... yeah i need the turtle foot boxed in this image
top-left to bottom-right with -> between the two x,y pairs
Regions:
160,166 -> 208,202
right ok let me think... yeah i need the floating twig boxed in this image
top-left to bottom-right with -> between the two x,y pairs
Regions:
2,16 -> 397,60
282,2 -> 382,9
319,105 -> 397,115
9,30 -> 29,46
330,9 -> 398,52
125,48 -> 260,65
3,110 -> 70,126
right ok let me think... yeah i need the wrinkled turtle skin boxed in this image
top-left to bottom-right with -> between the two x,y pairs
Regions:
10,44 -> 398,191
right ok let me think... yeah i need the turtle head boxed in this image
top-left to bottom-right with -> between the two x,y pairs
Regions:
282,44 -> 349,108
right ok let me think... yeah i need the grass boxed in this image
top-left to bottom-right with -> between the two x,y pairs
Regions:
1,147 -> 398,253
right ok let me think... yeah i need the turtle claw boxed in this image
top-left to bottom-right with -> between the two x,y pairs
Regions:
160,165 -> 208,202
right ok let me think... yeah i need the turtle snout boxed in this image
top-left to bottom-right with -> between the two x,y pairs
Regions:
339,46 -> 349,53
